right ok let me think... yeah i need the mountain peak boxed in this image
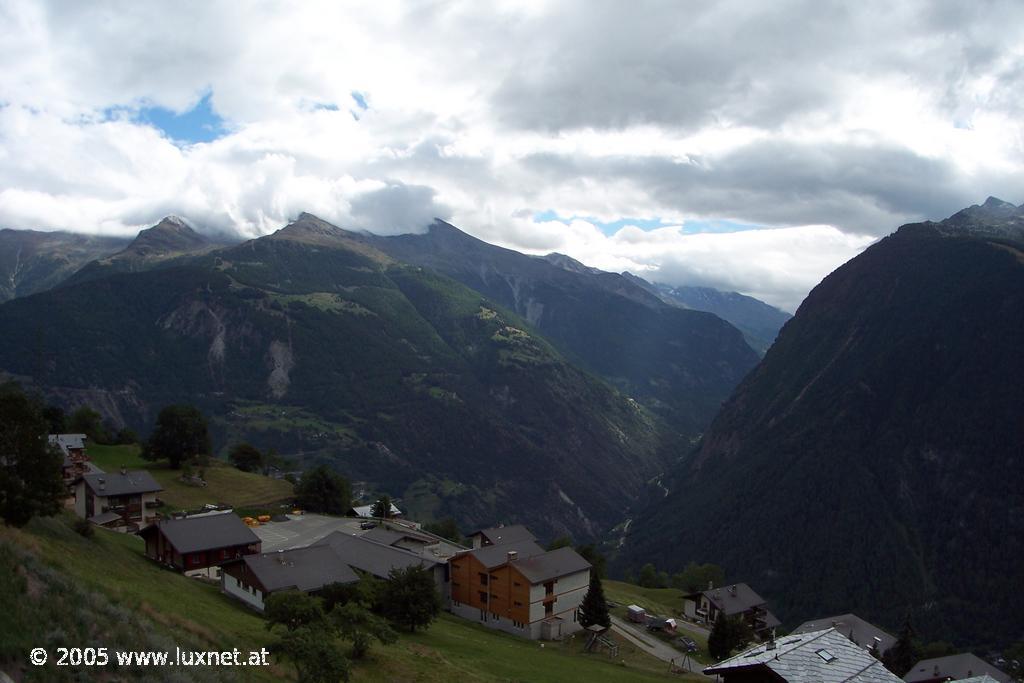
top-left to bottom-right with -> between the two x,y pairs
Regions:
128,216 -> 210,254
268,213 -> 393,264
541,252 -> 602,275
901,197 -> 1024,243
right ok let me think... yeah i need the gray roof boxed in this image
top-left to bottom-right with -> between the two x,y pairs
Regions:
513,546 -> 591,583
350,503 -> 402,518
469,539 -> 546,569
49,434 -> 86,451
243,545 -> 360,593
144,513 -> 259,554
470,524 -> 535,546
904,654 -> 1011,683
88,511 -> 123,525
317,531 -> 438,578
705,627 -> 904,683
952,677 -> 1003,683
82,471 -> 162,496
689,582 -> 768,616
793,614 -> 896,654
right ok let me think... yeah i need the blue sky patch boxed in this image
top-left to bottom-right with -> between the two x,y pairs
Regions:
533,211 -> 761,236
135,91 -> 226,144
351,91 -> 369,110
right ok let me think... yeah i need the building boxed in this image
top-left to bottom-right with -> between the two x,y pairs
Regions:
792,613 -> 896,656
49,433 -> 91,485
704,627 -> 904,683
466,524 -> 535,549
221,529 -> 446,611
140,512 -> 261,576
349,502 -> 402,518
903,654 -> 1012,683
448,529 -> 591,640
73,470 -> 162,530
682,582 -> 781,635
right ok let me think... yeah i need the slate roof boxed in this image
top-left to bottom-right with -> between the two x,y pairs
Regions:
705,627 -> 904,683
350,503 -> 402,518
317,531 -> 439,577
242,545 -> 360,593
469,539 -> 546,569
470,524 -> 535,546
903,654 -> 1012,683
49,434 -> 86,452
513,545 -> 591,583
688,582 -> 768,616
952,676 -> 1003,683
144,513 -> 260,554
793,613 -> 896,653
88,511 -> 123,525
81,471 -> 162,497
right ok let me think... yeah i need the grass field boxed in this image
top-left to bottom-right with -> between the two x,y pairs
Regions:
0,515 -> 696,682
605,580 -> 713,664
86,444 -> 294,513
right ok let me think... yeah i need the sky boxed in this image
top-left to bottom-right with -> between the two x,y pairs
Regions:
1,1 -> 1023,311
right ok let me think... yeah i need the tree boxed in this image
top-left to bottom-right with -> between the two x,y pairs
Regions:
0,384 -> 66,527
882,614 -> 920,677
264,591 -> 327,632
272,627 -> 350,683
671,562 -> 726,594
423,518 -> 461,544
371,495 -> 392,519
331,602 -> 397,659
381,565 -> 441,632
295,465 -> 351,515
546,535 -> 572,551
578,572 -> 611,629
229,442 -> 264,472
141,404 -> 210,469
41,404 -> 67,434
575,544 -> 607,579
708,613 -> 754,660
68,406 -> 109,444
637,563 -> 661,588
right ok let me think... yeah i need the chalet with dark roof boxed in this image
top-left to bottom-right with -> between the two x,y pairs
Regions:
793,613 -> 896,656
140,512 -> 261,576
449,527 -> 591,640
704,627 -> 904,683
682,581 -> 780,635
73,470 -> 163,530
49,433 -> 91,486
903,654 -> 1012,683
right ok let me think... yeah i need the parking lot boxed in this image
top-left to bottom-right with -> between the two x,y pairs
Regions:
252,513 -> 366,552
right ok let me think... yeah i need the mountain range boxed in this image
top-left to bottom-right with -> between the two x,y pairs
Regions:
619,197 -> 1024,651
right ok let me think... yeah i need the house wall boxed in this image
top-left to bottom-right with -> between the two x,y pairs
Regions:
221,569 -> 266,610
74,482 -> 87,518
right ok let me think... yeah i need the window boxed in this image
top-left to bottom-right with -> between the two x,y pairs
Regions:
478,591 -> 488,603
544,581 -> 554,595
545,602 -> 553,616
190,554 -> 202,566
513,601 -> 523,607
513,581 -> 522,587
815,649 -> 837,663
478,573 -> 489,585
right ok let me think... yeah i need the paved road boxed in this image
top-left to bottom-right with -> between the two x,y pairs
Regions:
252,513 -> 365,551
609,615 -> 710,678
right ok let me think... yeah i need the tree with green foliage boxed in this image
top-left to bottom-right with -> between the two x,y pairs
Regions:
113,427 -> 137,445
264,591 -> 327,632
578,571 -> 611,629
331,601 -> 397,659
68,406 -> 110,444
141,404 -> 210,469
381,565 -> 441,632
575,544 -> 607,579
228,442 -> 264,472
272,626 -> 350,683
882,614 -> 920,677
0,384 -> 66,527
637,562 -> 662,588
423,518 -> 462,544
671,562 -> 726,593
371,494 -> 392,519
41,404 -> 67,434
546,535 -> 572,551
708,613 -> 754,660
295,465 -> 351,515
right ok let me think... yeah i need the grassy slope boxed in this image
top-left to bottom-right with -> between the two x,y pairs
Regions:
0,515 -> 693,682
604,581 -> 712,664
87,444 -> 294,513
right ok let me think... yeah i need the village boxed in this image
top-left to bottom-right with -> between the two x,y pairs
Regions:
45,429 -> 1017,683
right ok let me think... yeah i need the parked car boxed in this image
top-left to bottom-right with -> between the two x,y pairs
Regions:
359,521 -> 377,530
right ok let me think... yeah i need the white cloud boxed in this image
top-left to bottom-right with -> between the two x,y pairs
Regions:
0,0 -> 1022,308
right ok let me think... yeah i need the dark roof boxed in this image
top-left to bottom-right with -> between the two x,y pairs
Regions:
513,546 -> 591,583
88,511 -> 123,525
49,434 -> 86,451
904,654 -> 1012,683
82,471 -> 162,497
470,524 -> 535,546
689,583 -> 768,616
243,545 -> 360,593
362,526 -> 438,547
793,613 -> 896,653
317,531 -> 438,578
468,539 -> 546,569
705,628 -> 903,683
143,513 -> 259,554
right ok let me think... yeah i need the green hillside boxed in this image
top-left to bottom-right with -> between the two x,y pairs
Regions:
0,214 -> 672,541
0,515 -> 691,682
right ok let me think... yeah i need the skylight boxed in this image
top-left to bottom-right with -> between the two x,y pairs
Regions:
815,649 -> 837,663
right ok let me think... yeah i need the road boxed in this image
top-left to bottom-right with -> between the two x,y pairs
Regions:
609,615 -> 711,678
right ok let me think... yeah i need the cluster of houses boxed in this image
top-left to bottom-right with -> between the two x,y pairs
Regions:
47,433 -> 1016,681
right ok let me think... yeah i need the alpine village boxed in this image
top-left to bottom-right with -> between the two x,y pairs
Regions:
2,6 -> 1024,683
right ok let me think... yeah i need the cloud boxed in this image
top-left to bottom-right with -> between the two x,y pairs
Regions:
0,0 -> 1022,307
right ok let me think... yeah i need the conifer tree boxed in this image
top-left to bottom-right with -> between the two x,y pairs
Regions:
578,571 -> 611,629
882,614 -> 920,677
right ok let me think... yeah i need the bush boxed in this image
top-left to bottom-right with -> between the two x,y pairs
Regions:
73,519 -> 95,538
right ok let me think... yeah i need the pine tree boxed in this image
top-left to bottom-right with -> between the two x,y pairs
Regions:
578,571 -> 611,629
882,613 -> 919,677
